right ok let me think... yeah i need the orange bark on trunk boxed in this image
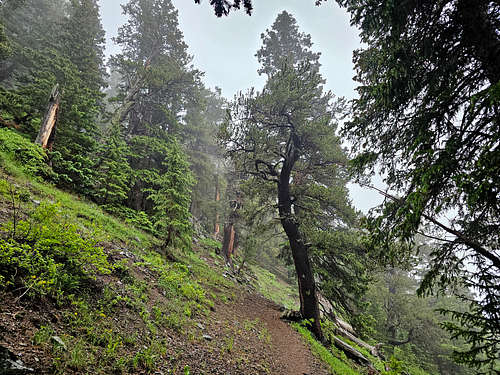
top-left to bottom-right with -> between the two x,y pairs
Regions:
35,84 -> 60,150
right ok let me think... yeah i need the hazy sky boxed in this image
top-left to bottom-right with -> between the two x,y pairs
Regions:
98,0 -> 383,212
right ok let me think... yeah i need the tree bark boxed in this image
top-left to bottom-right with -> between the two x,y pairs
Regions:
335,326 -> 383,358
35,84 -> 60,149
214,174 -> 220,237
335,316 -> 355,335
221,222 -> 235,265
278,139 -> 323,341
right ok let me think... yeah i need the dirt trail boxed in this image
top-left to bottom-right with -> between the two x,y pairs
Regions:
181,289 -> 331,375
232,292 -> 330,375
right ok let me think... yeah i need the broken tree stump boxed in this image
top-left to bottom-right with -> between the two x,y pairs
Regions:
35,84 -> 60,149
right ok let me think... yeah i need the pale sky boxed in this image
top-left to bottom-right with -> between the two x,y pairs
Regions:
98,0 -> 383,213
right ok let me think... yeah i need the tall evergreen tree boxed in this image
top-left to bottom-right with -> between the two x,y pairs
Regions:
0,0 -> 65,82
110,0 -> 201,138
324,1 -> 499,370
0,0 -> 106,193
255,11 -> 321,77
49,0 -> 107,192
60,0 -> 107,93
219,12 -> 362,340
92,123 -> 132,208
182,87 -> 226,231
110,0 -> 199,247
145,137 -> 195,251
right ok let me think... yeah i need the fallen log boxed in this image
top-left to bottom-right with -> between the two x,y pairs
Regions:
333,336 -> 375,369
335,326 -> 384,359
335,316 -> 355,335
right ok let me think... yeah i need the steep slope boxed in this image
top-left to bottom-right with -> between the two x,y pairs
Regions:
0,131 -> 334,374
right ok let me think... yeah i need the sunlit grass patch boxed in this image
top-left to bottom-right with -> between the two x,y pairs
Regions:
250,264 -> 299,310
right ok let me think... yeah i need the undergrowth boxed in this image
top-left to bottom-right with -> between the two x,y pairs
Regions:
250,264 -> 299,310
0,138 -> 236,374
293,322 -> 362,375
0,199 -> 112,301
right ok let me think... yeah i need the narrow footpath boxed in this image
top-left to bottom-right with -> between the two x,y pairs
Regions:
179,289 -> 331,374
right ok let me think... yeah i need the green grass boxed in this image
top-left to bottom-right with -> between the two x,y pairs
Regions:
250,264 -> 299,310
0,140 -> 238,374
333,334 -> 386,373
292,323 -> 362,375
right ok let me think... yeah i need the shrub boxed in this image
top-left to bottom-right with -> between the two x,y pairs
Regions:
0,128 -> 53,177
0,202 -> 112,300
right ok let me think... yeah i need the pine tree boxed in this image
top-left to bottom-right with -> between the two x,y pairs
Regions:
255,11 -> 321,77
0,0 -> 106,194
110,0 -> 202,217
219,13 -> 362,340
48,0 -> 107,193
0,23 -> 11,61
182,87 -> 227,232
60,0 -> 107,93
329,0 -> 500,369
145,137 -> 195,251
92,124 -> 132,207
110,0 -> 201,138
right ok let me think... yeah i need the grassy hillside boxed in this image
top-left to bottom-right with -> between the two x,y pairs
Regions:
0,129 -> 237,373
0,129 -> 433,375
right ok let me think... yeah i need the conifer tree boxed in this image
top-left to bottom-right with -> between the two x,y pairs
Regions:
110,0 -> 201,137
0,0 -> 106,193
0,24 -> 11,61
329,1 -> 500,369
145,137 -> 195,251
255,11 -> 321,77
182,87 -> 226,231
60,0 -> 107,93
110,0 -> 202,217
92,124 -> 132,208
219,12 -> 365,340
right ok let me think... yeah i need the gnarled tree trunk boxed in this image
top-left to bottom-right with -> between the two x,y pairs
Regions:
278,140 -> 323,341
221,195 -> 240,266
221,222 -> 235,265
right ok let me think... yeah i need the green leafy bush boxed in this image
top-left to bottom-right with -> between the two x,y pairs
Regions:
0,128 -> 52,177
0,202 -> 112,300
